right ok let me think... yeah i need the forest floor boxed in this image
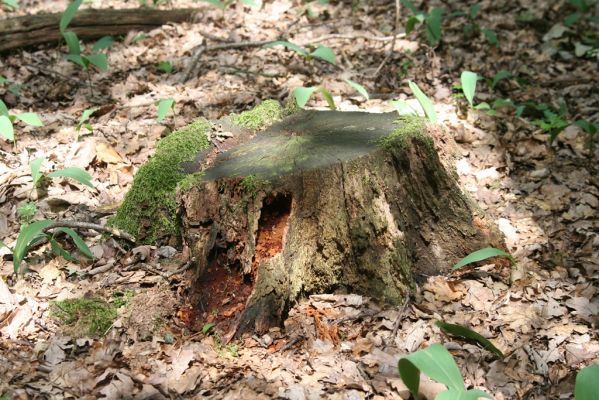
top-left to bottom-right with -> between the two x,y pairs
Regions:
1,0 -> 598,399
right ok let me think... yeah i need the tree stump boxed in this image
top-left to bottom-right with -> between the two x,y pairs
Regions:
176,110 -> 504,338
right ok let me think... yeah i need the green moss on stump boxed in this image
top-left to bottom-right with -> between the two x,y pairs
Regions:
110,118 -> 211,243
231,100 -> 283,130
379,116 -> 433,153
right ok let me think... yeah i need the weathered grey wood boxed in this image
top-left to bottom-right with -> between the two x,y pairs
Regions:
0,8 -> 199,52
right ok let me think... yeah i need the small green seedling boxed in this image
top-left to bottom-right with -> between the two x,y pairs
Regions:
292,86 -> 336,110
460,70 -> 478,107
157,61 -> 174,74
453,247 -> 513,270
344,79 -> 369,101
157,98 -> 176,122
490,70 -> 512,89
264,41 -> 336,65
402,0 -> 444,47
77,107 -> 99,135
30,156 -> 94,189
435,321 -> 504,359
0,99 -> 43,143
398,343 -> 493,399
60,0 -> 113,95
408,81 -> 437,123
17,202 -> 38,224
390,100 -> 418,116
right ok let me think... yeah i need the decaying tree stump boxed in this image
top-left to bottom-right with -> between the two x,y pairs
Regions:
176,110 -> 504,338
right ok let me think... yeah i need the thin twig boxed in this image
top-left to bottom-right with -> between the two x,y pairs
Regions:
304,32 -> 405,45
391,296 -> 411,338
280,335 -> 305,352
43,220 -> 136,242
372,0 -> 401,78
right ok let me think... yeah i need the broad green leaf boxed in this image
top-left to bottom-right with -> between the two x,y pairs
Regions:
63,31 -> 81,55
200,0 -> 224,10
435,321 -> 504,358
54,227 -> 94,259
293,86 -> 318,108
564,13 -> 582,26
311,46 -> 336,65
60,0 -> 83,33
425,7 -> 444,46
0,99 -> 8,116
202,323 -> 215,334
406,15 -> 424,33
0,115 -> 14,141
474,102 -> 491,111
344,79 -> 370,100
453,247 -> 512,270
79,107 -> 98,127
157,98 -> 175,122
241,0 -> 259,8
85,54 -> 108,71
576,364 -> 599,400
13,219 -> 54,273
30,157 -> 45,186
50,239 -> 75,261
575,119 -> 598,134
318,87 -> 336,110
2,0 -> 18,10
48,167 -> 93,188
390,100 -> 418,116
491,70 -> 512,89
264,41 -> 309,56
408,81 -> 437,123
398,343 -> 465,399
437,388 -> 494,400
460,71 -> 478,107
400,0 -> 419,14
65,54 -> 87,68
15,112 -> 43,127
469,4 -> 480,19
92,36 -> 113,52
482,28 -> 498,46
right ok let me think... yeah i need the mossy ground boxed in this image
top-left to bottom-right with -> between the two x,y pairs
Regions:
109,118 -> 211,243
378,115 -> 433,153
231,100 -> 283,130
51,298 -> 117,337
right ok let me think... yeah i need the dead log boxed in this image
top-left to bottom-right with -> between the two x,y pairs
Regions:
0,8 -> 199,52
176,109 -> 505,339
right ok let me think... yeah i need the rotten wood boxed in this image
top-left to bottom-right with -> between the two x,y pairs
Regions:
0,8 -> 200,52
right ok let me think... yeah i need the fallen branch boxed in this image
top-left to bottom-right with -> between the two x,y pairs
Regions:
43,220 -> 136,242
0,8 -> 200,52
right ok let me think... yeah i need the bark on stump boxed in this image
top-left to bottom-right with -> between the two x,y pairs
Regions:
177,111 -> 503,338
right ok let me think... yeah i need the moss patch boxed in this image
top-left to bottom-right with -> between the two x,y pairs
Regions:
231,100 -> 283,130
378,115 -> 433,152
110,118 -> 211,243
51,297 -> 118,337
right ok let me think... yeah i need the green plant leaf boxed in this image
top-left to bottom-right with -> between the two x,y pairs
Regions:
62,31 -> 81,55
453,247 -> 512,270
575,119 -> 598,134
482,28 -> 498,46
200,0 -> 224,9
0,115 -> 14,142
435,321 -> 504,358
157,61 -> 173,73
398,343 -> 465,399
400,0 -> 419,14
48,167 -> 94,188
78,107 -> 98,131
460,71 -> 478,107
60,0 -> 83,33
0,99 -> 8,116
50,239 -> 76,261
15,112 -> 43,127
491,70 -> 512,89
53,227 -> 94,259
408,81 -> 437,123
474,102 -> 491,111
13,219 -> 54,274
157,98 -> 175,122
30,157 -> 45,186
85,54 -> 108,71
264,41 -> 309,56
293,86 -> 318,108
2,0 -> 19,11
318,87 -> 336,110
576,364 -> 599,400
564,13 -> 582,26
202,323 -> 215,334
425,7 -> 444,46
92,36 -> 113,52
390,100 -> 418,116
344,79 -> 369,100
469,4 -> 481,19
241,0 -> 259,8
406,14 -> 424,33
436,388 -> 494,400
311,46 -> 336,65
65,54 -> 87,68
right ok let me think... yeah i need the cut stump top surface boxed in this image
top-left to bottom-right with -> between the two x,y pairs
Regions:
203,111 -> 399,181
